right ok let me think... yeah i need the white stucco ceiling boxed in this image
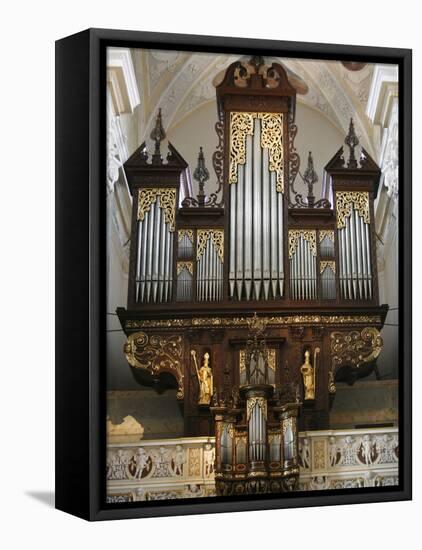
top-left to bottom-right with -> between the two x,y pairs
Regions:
132,48 -> 375,156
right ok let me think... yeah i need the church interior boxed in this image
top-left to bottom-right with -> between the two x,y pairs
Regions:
105,47 -> 399,502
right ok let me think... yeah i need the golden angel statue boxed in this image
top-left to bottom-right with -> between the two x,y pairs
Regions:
191,350 -> 213,405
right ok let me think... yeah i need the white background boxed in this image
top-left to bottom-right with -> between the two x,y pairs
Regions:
0,1 -> 418,548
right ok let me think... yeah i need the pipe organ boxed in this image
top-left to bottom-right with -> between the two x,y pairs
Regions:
118,56 -> 387,496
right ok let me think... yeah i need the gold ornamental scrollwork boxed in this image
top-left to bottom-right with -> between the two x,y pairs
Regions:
178,229 -> 194,243
288,230 -> 317,258
177,261 -> 193,275
329,327 -> 383,394
336,191 -> 370,229
319,229 -> 334,243
246,397 -> 268,421
259,113 -> 284,192
123,331 -> 184,400
126,314 -> 383,330
320,260 -> 336,274
137,188 -> 176,232
229,112 -> 284,192
197,229 -> 224,262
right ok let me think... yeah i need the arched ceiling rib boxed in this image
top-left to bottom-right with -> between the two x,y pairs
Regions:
132,49 -> 375,157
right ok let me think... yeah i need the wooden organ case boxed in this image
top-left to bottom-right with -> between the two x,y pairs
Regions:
117,57 -> 388,495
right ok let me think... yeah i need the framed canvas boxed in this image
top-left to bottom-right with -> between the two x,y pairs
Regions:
55,28 -> 412,521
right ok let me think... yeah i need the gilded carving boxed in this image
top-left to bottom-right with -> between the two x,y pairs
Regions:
126,314 -> 382,330
331,327 -> 383,370
320,260 -> 336,274
336,191 -> 370,229
138,188 -> 176,232
197,229 -> 224,262
229,112 -> 284,192
319,229 -> 335,243
124,332 -> 184,399
259,113 -> 284,192
246,397 -> 267,421
177,261 -> 193,275
178,229 -> 194,242
288,230 -> 317,258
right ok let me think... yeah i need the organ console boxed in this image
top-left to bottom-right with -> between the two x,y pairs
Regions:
118,55 -> 387,494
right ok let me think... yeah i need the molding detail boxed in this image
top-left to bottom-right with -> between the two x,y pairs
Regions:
107,48 -> 141,115
125,314 -> 383,330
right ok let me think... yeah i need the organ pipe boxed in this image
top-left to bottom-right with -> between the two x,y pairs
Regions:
229,117 -> 284,301
337,203 -> 372,300
136,195 -> 175,304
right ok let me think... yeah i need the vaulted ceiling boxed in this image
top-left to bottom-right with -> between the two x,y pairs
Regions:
132,49 -> 375,156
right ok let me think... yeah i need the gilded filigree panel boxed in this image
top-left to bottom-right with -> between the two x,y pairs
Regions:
196,229 -> 224,262
137,188 -> 176,231
288,230 -> 317,258
335,191 -> 370,229
229,112 -> 284,192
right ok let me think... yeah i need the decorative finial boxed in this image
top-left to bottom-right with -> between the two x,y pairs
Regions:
303,151 -> 318,207
193,147 -> 210,206
150,108 -> 166,165
249,55 -> 265,71
345,118 -> 359,169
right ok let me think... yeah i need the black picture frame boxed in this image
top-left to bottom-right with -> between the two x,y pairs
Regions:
55,28 -> 412,521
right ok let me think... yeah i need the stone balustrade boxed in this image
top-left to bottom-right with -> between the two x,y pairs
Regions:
106,427 -> 398,502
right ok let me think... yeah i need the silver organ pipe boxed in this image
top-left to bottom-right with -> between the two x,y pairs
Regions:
289,232 -> 317,300
136,194 -> 175,304
229,116 -> 284,301
176,263 -> 193,301
321,262 -> 336,300
196,231 -> 223,301
338,204 -> 372,300
248,401 -> 267,462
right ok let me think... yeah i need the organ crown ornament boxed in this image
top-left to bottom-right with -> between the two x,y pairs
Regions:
150,108 -> 166,164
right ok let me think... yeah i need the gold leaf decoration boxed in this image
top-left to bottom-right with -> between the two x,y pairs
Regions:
320,260 -> 336,274
197,229 -> 224,262
288,230 -> 317,258
177,261 -> 193,275
229,112 -> 284,192
124,332 -> 184,400
336,191 -> 370,229
246,397 -> 268,421
137,188 -> 176,232
319,229 -> 334,243
178,229 -> 194,242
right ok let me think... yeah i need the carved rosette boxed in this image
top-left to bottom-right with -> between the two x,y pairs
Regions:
137,188 -> 176,231
196,229 -> 224,262
288,230 -> 317,258
229,112 -> 284,192
329,327 -> 383,392
124,332 -> 184,399
335,191 -> 370,230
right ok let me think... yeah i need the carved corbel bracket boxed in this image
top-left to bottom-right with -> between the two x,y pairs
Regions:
328,327 -> 383,393
124,331 -> 184,399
